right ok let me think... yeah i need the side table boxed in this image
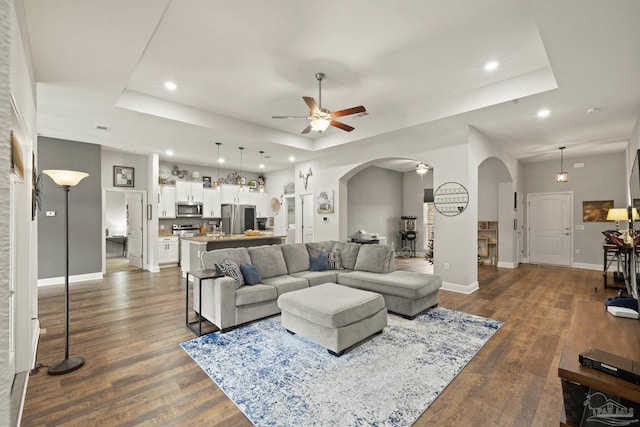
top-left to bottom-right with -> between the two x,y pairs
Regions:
186,269 -> 223,336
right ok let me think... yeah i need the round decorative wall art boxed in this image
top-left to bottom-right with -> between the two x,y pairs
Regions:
433,182 -> 469,216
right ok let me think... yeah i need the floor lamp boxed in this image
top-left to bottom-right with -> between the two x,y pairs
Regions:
42,169 -> 89,375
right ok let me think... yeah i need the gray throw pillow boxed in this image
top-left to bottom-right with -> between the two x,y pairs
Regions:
215,258 -> 245,289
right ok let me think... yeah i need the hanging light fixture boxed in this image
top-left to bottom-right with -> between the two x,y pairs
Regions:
238,147 -> 245,192
415,163 -> 429,175
215,142 -> 222,190
259,150 -> 265,193
557,146 -> 568,183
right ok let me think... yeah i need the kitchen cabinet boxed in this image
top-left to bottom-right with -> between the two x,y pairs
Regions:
253,192 -> 270,217
202,189 -> 221,218
221,184 -> 250,205
158,235 -> 179,265
158,186 -> 176,218
176,181 -> 203,203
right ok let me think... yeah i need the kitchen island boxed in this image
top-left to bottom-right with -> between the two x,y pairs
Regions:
180,233 -> 286,277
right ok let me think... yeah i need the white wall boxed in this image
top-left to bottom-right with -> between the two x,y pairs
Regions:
105,192 -> 126,236
264,167 -> 295,237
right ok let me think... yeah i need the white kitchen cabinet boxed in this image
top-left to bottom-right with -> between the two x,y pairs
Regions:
255,192 -> 270,217
158,186 -> 176,218
221,184 -> 250,205
176,181 -> 204,203
202,189 -> 221,218
157,236 -> 179,265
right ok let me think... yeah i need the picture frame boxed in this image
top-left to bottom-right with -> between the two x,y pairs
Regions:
583,200 -> 613,222
203,176 -> 212,188
317,189 -> 334,214
113,165 -> 135,187
248,180 -> 257,189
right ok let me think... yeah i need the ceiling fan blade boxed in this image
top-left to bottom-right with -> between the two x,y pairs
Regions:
331,105 -> 366,118
301,124 -> 312,134
330,120 -> 355,132
303,97 -> 320,114
272,115 -> 308,119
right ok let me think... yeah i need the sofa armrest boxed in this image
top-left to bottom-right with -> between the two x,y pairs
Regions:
194,276 -> 237,330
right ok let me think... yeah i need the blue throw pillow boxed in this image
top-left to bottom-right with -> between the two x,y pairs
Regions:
240,263 -> 261,285
309,254 -> 329,271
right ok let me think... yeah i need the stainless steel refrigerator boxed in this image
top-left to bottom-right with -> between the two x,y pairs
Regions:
221,204 -> 256,234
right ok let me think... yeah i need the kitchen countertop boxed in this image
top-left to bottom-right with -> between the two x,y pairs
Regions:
181,233 -> 286,243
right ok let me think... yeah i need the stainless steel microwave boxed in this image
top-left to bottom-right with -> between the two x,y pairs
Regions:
176,202 -> 203,218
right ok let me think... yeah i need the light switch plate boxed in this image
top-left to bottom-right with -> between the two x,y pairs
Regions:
45,211 -> 56,217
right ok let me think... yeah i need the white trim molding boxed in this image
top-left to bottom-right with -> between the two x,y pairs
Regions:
37,272 -> 103,287
441,281 -> 479,294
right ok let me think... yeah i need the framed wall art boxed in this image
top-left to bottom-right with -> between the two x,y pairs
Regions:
582,200 -> 613,222
113,165 -> 135,187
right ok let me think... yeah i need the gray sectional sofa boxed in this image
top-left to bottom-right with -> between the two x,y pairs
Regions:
195,241 -> 442,332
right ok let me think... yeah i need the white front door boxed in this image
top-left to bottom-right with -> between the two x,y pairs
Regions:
301,194 -> 314,243
126,192 -> 143,268
528,192 -> 572,266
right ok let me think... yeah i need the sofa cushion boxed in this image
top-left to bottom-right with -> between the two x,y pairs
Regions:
310,254 -> 330,271
353,245 -> 395,273
306,241 -> 335,258
332,242 -> 361,270
291,270 -> 339,287
248,245 -> 289,279
202,247 -> 251,271
261,275 -> 309,296
235,284 -> 277,306
280,244 -> 310,274
239,263 -> 261,285
215,258 -> 244,289
337,270 -> 441,299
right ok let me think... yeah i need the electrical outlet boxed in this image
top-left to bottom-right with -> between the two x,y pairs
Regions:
46,211 -> 55,217
443,262 -> 450,270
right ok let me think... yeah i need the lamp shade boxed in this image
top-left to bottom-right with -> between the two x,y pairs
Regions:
43,170 -> 89,186
310,118 -> 330,132
416,163 -> 429,175
606,208 -> 640,221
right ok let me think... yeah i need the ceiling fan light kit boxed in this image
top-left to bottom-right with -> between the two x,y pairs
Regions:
273,72 -> 366,134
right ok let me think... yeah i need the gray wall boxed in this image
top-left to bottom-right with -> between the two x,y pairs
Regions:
403,168 -> 434,252
347,166 -> 404,246
38,137 -> 102,279
523,151 -> 626,266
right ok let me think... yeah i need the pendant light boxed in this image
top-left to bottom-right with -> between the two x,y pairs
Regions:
238,147 -> 245,192
215,142 -> 222,190
557,146 -> 568,183
415,163 -> 429,175
259,150 -> 265,192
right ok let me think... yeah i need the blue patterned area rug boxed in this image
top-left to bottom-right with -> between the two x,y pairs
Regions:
180,307 -> 502,427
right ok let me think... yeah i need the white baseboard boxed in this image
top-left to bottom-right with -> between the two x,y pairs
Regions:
497,261 -> 518,269
572,262 -> 602,271
441,281 -> 479,294
37,272 -> 103,287
148,265 -> 160,273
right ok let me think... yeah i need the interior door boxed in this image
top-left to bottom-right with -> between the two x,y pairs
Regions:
528,192 -> 572,266
516,191 -> 524,264
126,192 -> 143,268
301,194 -> 314,243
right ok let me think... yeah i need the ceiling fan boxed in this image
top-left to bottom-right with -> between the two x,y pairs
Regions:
272,72 -> 366,134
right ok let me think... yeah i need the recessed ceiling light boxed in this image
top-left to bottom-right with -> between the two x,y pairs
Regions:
218,158 -> 224,164
484,61 -> 499,72
586,107 -> 600,114
164,81 -> 177,91
166,150 -> 174,156
537,109 -> 551,118
289,156 -> 295,162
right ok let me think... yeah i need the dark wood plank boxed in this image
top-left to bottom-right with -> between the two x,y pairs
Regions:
22,261 -> 619,426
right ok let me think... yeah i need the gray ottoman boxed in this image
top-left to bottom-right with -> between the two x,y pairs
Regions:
277,283 -> 387,356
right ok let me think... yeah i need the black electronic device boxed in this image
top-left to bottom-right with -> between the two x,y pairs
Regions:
579,348 -> 640,386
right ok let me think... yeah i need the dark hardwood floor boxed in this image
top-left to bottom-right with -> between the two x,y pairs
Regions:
22,260 -> 619,426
